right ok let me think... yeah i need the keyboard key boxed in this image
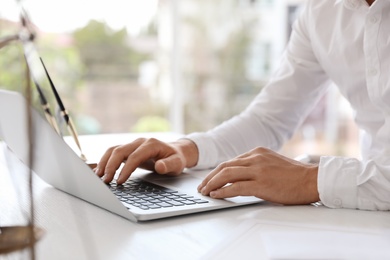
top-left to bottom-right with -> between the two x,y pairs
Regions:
168,201 -> 184,206
182,200 -> 196,205
193,199 -> 209,204
156,202 -> 173,208
148,205 -> 162,209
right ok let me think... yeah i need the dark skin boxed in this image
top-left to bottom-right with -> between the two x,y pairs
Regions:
95,0 -> 375,205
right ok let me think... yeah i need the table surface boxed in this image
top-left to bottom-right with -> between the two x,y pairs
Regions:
1,133 -> 390,260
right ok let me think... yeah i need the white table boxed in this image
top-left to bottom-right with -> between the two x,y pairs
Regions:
1,134 -> 390,260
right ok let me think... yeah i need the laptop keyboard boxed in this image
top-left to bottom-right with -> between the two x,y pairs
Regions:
108,178 -> 209,210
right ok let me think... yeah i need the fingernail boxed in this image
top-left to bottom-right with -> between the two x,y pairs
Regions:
210,191 -> 217,198
116,177 -> 123,185
201,187 -> 207,195
103,173 -> 111,183
155,160 -> 167,174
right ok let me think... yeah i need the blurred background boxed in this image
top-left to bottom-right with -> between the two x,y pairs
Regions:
0,0 -> 360,159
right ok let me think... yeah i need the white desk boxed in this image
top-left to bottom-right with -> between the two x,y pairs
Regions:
1,134 -> 390,260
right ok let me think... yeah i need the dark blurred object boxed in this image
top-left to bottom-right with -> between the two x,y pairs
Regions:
0,226 -> 44,254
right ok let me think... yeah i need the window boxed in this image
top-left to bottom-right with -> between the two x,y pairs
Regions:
0,0 -> 359,159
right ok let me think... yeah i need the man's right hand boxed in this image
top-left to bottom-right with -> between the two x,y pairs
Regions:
94,138 -> 199,184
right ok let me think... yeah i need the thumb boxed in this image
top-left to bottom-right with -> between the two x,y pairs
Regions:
155,155 -> 185,175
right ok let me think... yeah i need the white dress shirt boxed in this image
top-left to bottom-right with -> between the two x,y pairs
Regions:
186,0 -> 390,210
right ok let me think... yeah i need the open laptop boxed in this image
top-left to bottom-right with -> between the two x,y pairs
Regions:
0,89 -> 263,222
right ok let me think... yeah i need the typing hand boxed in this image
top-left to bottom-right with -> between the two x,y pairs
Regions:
197,147 -> 320,205
95,138 -> 199,184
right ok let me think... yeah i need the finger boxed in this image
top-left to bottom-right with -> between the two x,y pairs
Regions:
117,141 -> 163,182
155,154 -> 185,176
197,164 -> 225,192
116,139 -> 176,183
103,139 -> 146,183
95,145 -> 119,177
197,158 -> 249,192
209,181 -> 258,199
200,166 -> 252,196
138,159 -> 157,172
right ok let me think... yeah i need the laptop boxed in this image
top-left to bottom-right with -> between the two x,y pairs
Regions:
0,89 -> 263,222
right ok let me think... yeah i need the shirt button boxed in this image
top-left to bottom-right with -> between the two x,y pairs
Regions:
333,198 -> 342,207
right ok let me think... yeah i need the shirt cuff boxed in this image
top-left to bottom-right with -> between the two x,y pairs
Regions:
184,132 -> 219,170
318,156 -> 359,209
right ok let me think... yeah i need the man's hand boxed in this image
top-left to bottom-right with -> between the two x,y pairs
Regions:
197,147 -> 320,205
94,138 -> 199,184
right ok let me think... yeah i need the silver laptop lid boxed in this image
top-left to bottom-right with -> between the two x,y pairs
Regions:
0,90 -> 136,222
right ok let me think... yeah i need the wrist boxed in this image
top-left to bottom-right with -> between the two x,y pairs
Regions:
171,138 -> 199,168
306,164 -> 320,203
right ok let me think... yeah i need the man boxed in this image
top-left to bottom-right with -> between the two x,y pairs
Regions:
95,0 -> 390,210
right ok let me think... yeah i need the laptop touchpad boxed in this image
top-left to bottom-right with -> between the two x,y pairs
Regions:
144,174 -> 201,191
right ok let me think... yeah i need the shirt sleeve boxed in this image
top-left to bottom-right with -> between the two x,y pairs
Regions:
185,0 -> 390,212
186,1 -> 330,169
319,155 -> 390,211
